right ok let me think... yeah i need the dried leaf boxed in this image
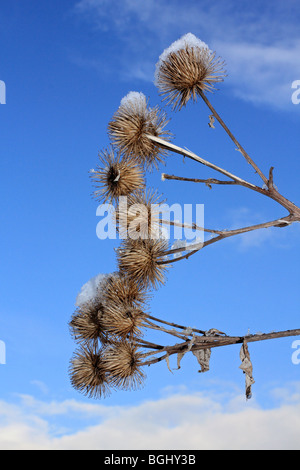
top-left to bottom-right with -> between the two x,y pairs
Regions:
208,114 -> 215,129
206,328 -> 226,336
175,335 -> 196,370
239,341 -> 255,399
165,354 -> 173,374
176,351 -> 186,370
186,333 -> 196,352
192,348 -> 211,373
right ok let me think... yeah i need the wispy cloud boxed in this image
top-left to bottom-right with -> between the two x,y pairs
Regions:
224,207 -> 300,250
215,40 -> 300,109
30,380 -> 49,395
1,385 -> 300,449
73,0 -> 300,109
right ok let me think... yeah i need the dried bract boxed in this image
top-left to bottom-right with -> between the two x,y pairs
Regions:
102,273 -> 148,309
155,33 -> 226,110
103,340 -> 145,390
90,147 -> 144,204
69,301 -> 106,346
102,303 -> 146,339
69,345 -> 110,399
108,91 -> 172,170
117,238 -> 169,290
117,188 -> 166,240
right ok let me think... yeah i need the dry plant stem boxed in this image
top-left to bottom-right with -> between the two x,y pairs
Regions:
147,314 -> 206,335
198,91 -> 300,217
146,133 -> 255,188
162,173 -> 238,186
146,134 -> 300,217
160,218 -> 222,235
198,90 -> 269,186
144,319 -> 188,340
141,328 -> 300,367
137,339 -> 164,350
159,214 -> 295,265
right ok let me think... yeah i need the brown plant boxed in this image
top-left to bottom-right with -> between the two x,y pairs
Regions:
101,303 -> 146,339
102,340 -> 145,391
102,273 -> 149,309
116,188 -> 166,240
155,33 -> 226,110
69,345 -> 110,399
90,147 -> 144,204
107,91 -> 172,170
69,32 -> 300,401
117,238 -> 169,290
69,301 -> 108,346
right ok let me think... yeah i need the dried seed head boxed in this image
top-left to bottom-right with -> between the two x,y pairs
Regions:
103,340 -> 145,390
69,300 -> 109,346
102,303 -> 146,339
117,188 -> 166,240
155,33 -> 226,110
117,238 -> 169,290
102,273 -> 149,309
69,345 -> 110,399
90,147 -> 144,204
108,91 -> 172,171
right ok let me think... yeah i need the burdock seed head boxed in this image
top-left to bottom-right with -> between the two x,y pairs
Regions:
102,273 -> 149,310
117,188 -> 166,241
69,345 -> 110,399
69,300 -> 108,346
155,33 -> 226,110
107,91 -> 172,171
90,146 -> 144,204
103,340 -> 145,391
117,238 -> 169,290
101,303 -> 146,339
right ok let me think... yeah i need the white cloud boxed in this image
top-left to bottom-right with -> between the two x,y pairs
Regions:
223,207 -> 300,250
73,0 -> 300,110
30,380 -> 49,395
215,40 -> 300,109
1,386 -> 300,450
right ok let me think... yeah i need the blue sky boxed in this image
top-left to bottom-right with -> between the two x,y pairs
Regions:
0,0 -> 300,450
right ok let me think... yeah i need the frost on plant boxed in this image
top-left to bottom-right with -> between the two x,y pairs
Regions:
120,91 -> 148,114
75,273 -> 116,308
154,32 -> 226,109
154,33 -> 210,83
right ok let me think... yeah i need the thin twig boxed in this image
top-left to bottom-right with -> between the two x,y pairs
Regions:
144,319 -> 188,340
199,90 -> 269,186
162,173 -> 239,187
147,314 -> 206,335
158,215 -> 295,265
159,218 -> 222,235
147,133 -> 300,217
141,328 -> 300,367
268,166 -> 275,190
136,339 -> 164,350
146,133 -> 257,189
